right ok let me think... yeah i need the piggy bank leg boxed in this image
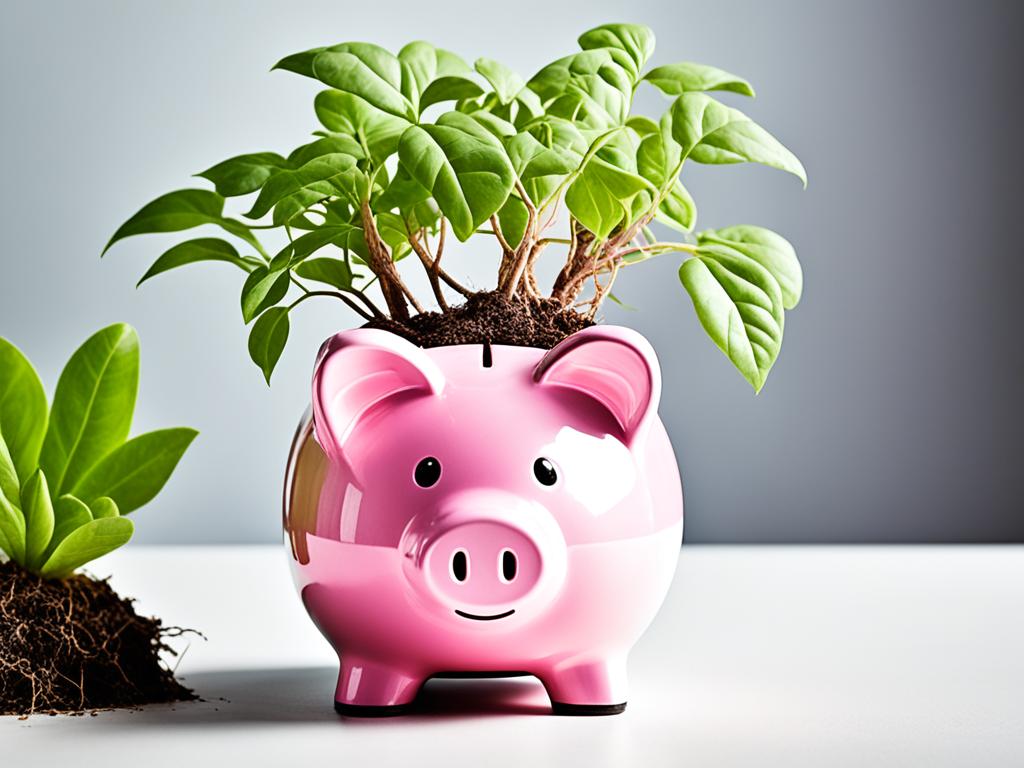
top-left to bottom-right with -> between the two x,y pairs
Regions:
333,655 -> 424,717
539,655 -> 628,716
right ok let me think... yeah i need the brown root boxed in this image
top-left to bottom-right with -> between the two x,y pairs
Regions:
0,560 -> 196,716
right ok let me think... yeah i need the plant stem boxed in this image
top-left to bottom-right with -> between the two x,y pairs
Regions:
288,290 -> 372,321
359,200 -> 410,321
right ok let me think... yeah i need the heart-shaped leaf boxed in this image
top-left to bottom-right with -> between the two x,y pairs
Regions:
71,428 -> 197,514
0,337 -> 47,483
679,244 -> 786,392
248,307 -> 290,384
39,324 -> 139,497
398,111 -> 515,241
40,516 -> 134,580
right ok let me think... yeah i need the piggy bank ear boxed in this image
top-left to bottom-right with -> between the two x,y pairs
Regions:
312,329 -> 444,459
533,326 -> 661,445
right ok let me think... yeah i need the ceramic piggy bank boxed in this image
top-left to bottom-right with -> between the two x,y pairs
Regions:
283,325 -> 683,716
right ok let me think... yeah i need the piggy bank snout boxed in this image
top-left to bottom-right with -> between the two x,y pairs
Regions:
401,493 -> 568,617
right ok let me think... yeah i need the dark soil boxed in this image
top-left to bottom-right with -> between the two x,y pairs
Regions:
364,291 -> 594,350
0,560 -> 195,716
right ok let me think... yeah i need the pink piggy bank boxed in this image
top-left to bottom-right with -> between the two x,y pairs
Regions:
283,325 -> 683,716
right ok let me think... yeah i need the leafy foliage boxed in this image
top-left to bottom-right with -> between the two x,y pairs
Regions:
0,327 -> 195,578
105,23 -> 806,391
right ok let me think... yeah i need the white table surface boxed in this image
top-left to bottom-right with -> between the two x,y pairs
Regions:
2,545 -> 1021,767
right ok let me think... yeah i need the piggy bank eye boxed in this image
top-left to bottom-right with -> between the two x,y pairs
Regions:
414,457 -> 441,487
533,457 -> 558,486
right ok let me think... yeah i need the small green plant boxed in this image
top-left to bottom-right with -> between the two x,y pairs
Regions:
0,325 -> 196,579
105,22 -> 804,391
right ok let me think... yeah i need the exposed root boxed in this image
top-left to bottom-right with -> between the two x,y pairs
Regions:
0,560 -> 197,716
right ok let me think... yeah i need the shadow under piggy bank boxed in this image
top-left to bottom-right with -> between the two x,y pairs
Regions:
125,667 -> 554,726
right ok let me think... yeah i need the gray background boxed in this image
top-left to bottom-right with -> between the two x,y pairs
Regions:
1,0 -> 1020,544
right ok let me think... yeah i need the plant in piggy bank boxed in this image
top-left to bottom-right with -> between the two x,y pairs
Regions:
108,22 -> 804,715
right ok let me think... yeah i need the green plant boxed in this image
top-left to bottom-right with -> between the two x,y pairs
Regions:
105,22 -> 804,391
0,325 -> 196,579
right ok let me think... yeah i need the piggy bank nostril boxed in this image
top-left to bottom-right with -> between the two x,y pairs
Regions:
500,549 -> 517,583
450,549 -> 469,583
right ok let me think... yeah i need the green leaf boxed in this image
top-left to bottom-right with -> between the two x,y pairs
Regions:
248,307 -> 290,384
273,44 -> 347,77
626,115 -> 660,136
294,258 -> 357,289
288,134 -> 365,166
398,111 -> 516,241
578,23 -> 656,77
636,131 -> 696,231
71,428 -> 197,514
475,58 -> 526,105
196,152 -> 289,196
0,490 -> 25,564
565,157 -> 654,239
669,93 -> 806,185
314,91 -> 410,166
643,62 -> 754,97
39,324 -> 139,498
679,244 -> 785,392
46,495 -> 93,558
375,164 -> 433,214
657,181 -> 697,232
497,195 -> 529,249
21,469 -> 54,569
375,211 -> 413,260
699,225 -> 802,308
245,153 -> 358,223
420,76 -> 484,112
285,224 -> 363,265
40,516 -> 134,580
399,41 -> 474,113
312,46 -> 415,121
505,130 -> 580,205
89,497 -> 119,519
241,265 -> 290,323
528,49 -> 633,129
104,189 -> 260,253
138,238 -> 250,286
0,337 -> 46,484
0,430 -> 19,507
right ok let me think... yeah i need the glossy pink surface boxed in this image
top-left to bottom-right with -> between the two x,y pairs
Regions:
284,326 -> 683,714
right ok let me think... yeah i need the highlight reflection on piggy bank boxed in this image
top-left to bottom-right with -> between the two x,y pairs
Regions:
284,325 -> 683,716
